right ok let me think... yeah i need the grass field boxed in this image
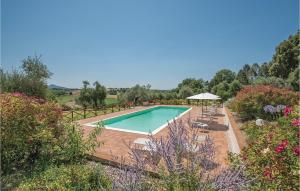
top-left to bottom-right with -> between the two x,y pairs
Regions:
62,105 -> 129,121
56,94 -> 119,106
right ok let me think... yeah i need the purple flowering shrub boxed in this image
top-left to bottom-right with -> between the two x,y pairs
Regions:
263,104 -> 286,120
110,120 -> 251,191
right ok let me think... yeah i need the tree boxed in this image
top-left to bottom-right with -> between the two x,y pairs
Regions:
211,82 -> 231,101
178,86 -> 194,99
209,69 -> 235,89
78,81 -> 92,108
258,62 -> 270,77
229,80 -> 243,96
252,76 -> 287,88
177,78 -> 205,93
287,68 -> 300,91
269,32 -> 299,79
236,70 -> 249,85
250,63 -> 260,80
1,56 -> 52,99
22,56 -> 52,80
91,81 -> 107,108
120,85 -> 150,105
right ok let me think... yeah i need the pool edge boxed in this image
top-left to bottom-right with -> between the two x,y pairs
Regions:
84,105 -> 192,135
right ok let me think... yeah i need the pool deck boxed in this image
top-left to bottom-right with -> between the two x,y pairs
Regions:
78,105 -> 231,166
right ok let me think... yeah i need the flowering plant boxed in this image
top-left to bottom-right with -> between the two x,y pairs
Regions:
240,106 -> 300,190
231,85 -> 298,120
110,120 -> 251,190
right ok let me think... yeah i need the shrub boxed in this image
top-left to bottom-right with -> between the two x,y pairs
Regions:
0,92 -> 102,173
17,164 -> 112,191
231,85 -> 298,120
240,107 -> 300,190
0,93 -> 63,174
1,93 -> 103,190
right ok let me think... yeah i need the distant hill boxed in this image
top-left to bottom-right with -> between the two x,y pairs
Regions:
48,84 -> 71,90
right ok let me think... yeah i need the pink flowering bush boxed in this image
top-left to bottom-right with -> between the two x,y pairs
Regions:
230,85 -> 299,120
240,106 -> 300,190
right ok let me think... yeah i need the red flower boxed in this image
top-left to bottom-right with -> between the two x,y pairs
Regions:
275,145 -> 285,153
275,140 -> 288,153
263,167 -> 273,179
291,118 -> 300,127
294,146 -> 300,156
281,140 -> 288,147
283,106 -> 292,117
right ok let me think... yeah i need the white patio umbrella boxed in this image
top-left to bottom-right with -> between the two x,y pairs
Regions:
186,92 -> 220,116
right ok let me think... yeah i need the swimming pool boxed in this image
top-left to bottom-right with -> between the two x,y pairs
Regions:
85,106 -> 191,134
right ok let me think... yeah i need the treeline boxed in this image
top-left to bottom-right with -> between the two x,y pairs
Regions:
1,31 -> 298,105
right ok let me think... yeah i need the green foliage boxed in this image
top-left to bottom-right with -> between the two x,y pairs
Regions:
0,56 -> 52,99
178,86 -> 194,98
252,76 -> 288,88
209,69 -> 236,101
231,85 -> 299,120
229,80 -> 243,96
78,81 -> 107,108
176,78 -> 206,93
1,93 -> 103,190
56,123 -> 103,164
118,84 -> 151,105
287,67 -> 300,91
17,164 -> 112,191
22,56 -> 52,79
0,93 -> 63,175
240,110 -> 300,190
209,69 -> 236,88
269,32 -> 299,79
211,82 -> 230,101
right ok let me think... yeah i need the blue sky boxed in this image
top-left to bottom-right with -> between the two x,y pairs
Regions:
1,0 -> 299,89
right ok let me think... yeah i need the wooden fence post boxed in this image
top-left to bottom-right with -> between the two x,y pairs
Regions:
111,106 -> 113,112
71,110 -> 74,122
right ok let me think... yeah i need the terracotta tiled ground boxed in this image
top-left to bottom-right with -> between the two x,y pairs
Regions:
77,105 -> 229,166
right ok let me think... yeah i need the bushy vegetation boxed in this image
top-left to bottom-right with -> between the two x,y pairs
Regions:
233,106 -> 300,190
17,165 -> 112,191
230,85 -> 299,120
77,81 -> 107,108
0,93 -> 63,174
0,93 -> 103,190
0,56 -> 52,99
110,120 -> 251,191
117,84 -> 152,105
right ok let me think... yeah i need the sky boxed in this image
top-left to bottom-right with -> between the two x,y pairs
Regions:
1,0 -> 299,89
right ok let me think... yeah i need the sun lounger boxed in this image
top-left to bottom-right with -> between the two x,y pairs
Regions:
195,135 -> 208,142
191,121 -> 208,128
133,138 -> 157,152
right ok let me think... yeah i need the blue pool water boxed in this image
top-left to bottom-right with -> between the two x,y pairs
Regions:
91,106 -> 190,134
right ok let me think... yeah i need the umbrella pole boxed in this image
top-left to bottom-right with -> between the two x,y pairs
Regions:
202,100 -> 203,117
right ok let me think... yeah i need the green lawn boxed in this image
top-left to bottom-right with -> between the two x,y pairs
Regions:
105,97 -> 119,105
56,94 -> 77,105
56,94 -> 119,106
